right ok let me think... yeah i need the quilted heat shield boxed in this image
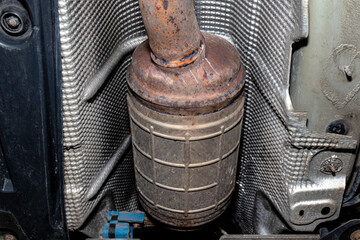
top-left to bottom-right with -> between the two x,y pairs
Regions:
59,0 -> 357,233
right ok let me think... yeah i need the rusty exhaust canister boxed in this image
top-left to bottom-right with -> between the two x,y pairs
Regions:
127,0 -> 245,229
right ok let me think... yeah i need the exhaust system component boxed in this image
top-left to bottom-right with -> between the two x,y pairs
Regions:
127,0 -> 245,228
138,0 -> 203,68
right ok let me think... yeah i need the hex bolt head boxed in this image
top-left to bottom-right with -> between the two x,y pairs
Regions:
1,12 -> 22,35
6,15 -> 20,29
0,10 -> 29,36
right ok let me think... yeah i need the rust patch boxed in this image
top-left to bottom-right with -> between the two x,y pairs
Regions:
138,0 -> 203,67
127,32 -> 245,115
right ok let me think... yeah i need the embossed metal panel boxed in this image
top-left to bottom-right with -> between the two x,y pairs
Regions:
58,0 -> 358,232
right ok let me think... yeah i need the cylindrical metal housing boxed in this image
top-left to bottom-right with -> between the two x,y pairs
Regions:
127,0 -> 245,228
128,93 -> 244,228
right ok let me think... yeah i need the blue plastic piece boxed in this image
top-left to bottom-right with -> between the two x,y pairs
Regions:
102,211 -> 145,239
116,223 -> 131,239
107,211 -> 145,223
103,223 -> 109,239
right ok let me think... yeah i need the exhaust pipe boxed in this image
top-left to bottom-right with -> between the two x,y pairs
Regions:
127,0 -> 245,229
138,0 -> 204,68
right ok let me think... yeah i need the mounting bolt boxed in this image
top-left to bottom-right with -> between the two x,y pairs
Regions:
0,0 -> 32,38
351,229 -> 360,240
320,156 -> 343,176
1,12 -> 25,35
6,15 -> 20,29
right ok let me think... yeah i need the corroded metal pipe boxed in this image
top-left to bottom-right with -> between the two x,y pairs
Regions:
138,0 -> 204,67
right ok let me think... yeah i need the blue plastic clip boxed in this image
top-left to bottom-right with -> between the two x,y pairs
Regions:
102,211 -> 145,239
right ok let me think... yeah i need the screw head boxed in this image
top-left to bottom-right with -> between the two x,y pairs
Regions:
1,12 -> 25,36
6,15 -> 20,29
320,156 -> 343,175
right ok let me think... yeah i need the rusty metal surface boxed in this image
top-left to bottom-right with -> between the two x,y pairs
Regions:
131,0 -> 245,116
128,32 -> 245,115
138,0 -> 203,67
127,0 -> 245,229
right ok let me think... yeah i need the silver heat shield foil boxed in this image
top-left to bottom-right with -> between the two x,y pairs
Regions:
59,0 -> 357,233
